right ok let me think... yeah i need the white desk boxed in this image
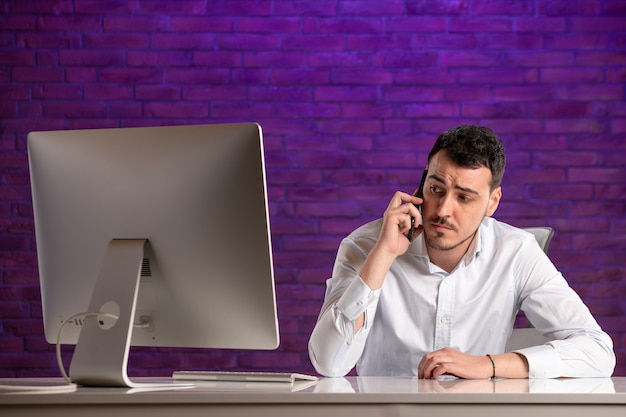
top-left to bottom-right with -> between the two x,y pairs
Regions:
2,377 -> 625,417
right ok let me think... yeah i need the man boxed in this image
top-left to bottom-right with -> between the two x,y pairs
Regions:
308,125 -> 615,379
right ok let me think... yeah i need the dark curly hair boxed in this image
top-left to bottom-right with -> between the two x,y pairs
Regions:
427,125 -> 506,190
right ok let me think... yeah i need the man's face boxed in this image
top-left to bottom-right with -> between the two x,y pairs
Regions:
421,150 -> 501,254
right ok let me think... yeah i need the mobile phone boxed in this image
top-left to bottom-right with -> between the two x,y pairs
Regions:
408,167 -> 427,242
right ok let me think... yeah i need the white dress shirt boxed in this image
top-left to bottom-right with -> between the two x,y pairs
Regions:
308,217 -> 615,378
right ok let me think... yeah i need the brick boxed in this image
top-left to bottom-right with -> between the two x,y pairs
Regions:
440,51 -> 501,67
282,236 -> 341,252
533,151 -> 597,166
151,33 -> 217,50
477,34 -> 543,49
479,119 -> 543,134
516,17 -> 567,32
527,102 -> 593,118
423,34 -> 477,49
108,102 -> 142,118
42,101 -> 107,118
273,1 -> 337,16
570,16 -> 626,32
272,68 -> 329,85
450,18 -> 512,33
545,119 -> 608,134
126,51 -> 195,67
321,18 -> 385,35
238,17 -> 301,33
104,16 -> 170,32
0,15 -> 36,31
342,103 -> 393,118
559,85 -> 624,101
576,51 -> 626,67
84,85 -> 133,100
314,86 -> 377,101
569,168 -> 626,183
232,68 -> 271,84
133,0 -> 208,15
308,51 -> 370,68
493,86 -> 556,101
18,32 -> 82,48
382,86 -> 444,102
387,16 -> 447,32
276,102 -> 341,119
135,85 -> 180,101
36,15 -> 100,32
202,0 -> 272,16
530,184 -> 593,200
462,103 -> 524,118
217,34 -> 281,51
445,86 -> 490,101
282,35 -> 345,51
0,102 -> 17,118
191,51 -> 241,67
338,0 -> 406,16
183,85 -> 247,101
170,17 -> 234,32
604,0 -> 626,14
409,0 -> 469,15
99,68 -> 163,83
166,68 -> 230,84
0,50 -> 35,66
59,50 -> 125,66
84,33 -> 149,49
210,102 -> 273,119
66,67 -> 97,83
471,0 -> 534,15
397,102 -> 459,118
249,86 -> 311,102
31,84 -> 81,100
245,52 -> 307,68
545,33 -> 608,50
73,0 -> 133,14
504,51 -> 572,67
379,51 -> 439,68
145,102 -> 208,118
394,68 -> 455,85
317,120 -> 382,135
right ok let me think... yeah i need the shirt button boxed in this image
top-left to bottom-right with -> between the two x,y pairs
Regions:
440,316 -> 448,323
346,340 -> 352,346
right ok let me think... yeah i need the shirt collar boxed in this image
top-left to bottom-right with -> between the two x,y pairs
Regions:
410,220 -> 484,268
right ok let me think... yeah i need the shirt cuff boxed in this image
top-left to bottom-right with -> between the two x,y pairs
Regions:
334,276 -> 380,321
514,344 -> 563,378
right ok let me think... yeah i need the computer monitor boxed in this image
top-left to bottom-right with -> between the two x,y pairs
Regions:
27,123 -> 279,388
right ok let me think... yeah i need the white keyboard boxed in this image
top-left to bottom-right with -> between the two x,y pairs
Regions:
172,371 -> 318,384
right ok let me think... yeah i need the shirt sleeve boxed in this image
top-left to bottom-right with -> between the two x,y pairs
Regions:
308,276 -> 380,377
515,333 -> 615,378
513,238 -> 616,378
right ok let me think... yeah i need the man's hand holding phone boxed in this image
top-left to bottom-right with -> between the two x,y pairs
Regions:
376,191 -> 423,258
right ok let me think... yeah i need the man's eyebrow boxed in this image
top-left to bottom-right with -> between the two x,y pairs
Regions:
429,174 -> 481,196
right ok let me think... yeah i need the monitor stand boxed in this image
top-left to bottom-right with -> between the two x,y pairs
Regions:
69,239 -> 191,388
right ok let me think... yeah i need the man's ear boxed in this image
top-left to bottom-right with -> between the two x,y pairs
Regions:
486,186 -> 502,217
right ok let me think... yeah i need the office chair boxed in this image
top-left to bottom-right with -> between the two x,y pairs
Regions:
505,227 -> 555,351
523,227 -> 554,254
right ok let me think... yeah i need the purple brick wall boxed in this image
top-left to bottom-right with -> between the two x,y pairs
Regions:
1,0 -> 625,378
